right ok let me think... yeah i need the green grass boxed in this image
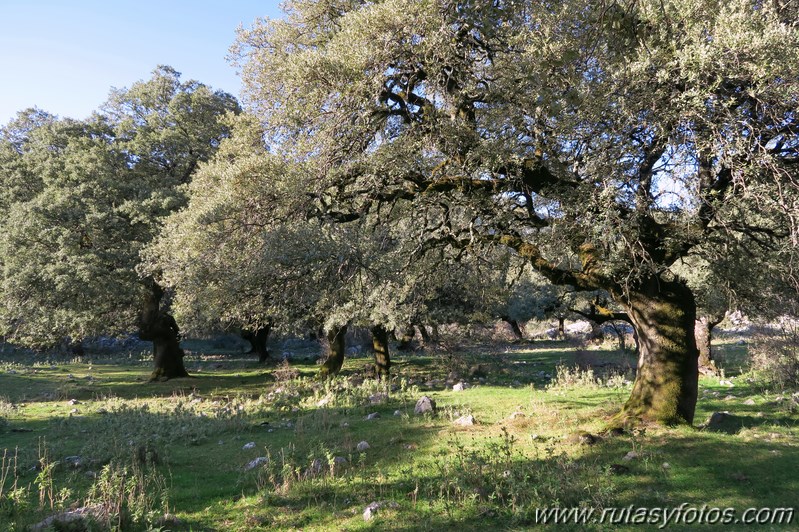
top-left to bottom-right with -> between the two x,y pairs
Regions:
0,338 -> 797,531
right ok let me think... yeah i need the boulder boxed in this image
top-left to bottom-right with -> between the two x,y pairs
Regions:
414,396 -> 436,415
454,415 -> 476,426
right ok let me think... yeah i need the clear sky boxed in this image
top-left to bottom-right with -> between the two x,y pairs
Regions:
0,0 -> 283,125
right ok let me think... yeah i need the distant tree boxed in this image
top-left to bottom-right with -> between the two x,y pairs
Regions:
232,0 -> 799,426
0,67 -> 239,380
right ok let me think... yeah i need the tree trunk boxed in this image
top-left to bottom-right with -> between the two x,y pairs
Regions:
501,317 -> 524,341
695,315 -> 723,376
614,278 -> 699,426
396,325 -> 415,351
557,316 -> 566,338
589,320 -> 604,343
319,325 -> 347,377
139,283 -> 188,381
416,323 -> 431,344
242,323 -> 272,363
371,325 -> 391,379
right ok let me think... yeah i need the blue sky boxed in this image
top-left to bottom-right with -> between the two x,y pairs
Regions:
0,0 -> 283,125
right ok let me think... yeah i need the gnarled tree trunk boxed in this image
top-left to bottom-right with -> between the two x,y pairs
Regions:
319,324 -> 347,377
396,325 -> 416,351
416,323 -> 431,345
695,314 -> 723,376
371,325 -> 391,379
139,283 -> 188,381
615,278 -> 699,426
501,316 -> 524,341
242,322 -> 272,363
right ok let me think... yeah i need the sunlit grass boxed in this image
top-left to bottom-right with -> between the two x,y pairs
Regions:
0,337 -> 796,530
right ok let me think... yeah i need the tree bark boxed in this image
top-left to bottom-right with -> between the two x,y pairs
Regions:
396,325 -> 415,351
371,325 -> 391,379
139,283 -> 188,381
695,314 -> 723,375
319,324 -> 347,377
614,278 -> 699,426
242,322 -> 272,363
416,323 -> 431,344
501,316 -> 524,340
557,316 -> 566,338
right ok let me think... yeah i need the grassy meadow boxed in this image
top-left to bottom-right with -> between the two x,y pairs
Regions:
0,331 -> 797,531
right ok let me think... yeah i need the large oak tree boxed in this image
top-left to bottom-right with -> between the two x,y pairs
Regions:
0,66 -> 239,379
231,0 -> 799,425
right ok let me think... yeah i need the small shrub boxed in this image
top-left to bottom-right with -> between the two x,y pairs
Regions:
86,456 -> 170,530
548,364 -> 600,390
547,363 -> 632,391
749,322 -> 799,390
1,448 -> 30,521
273,359 -> 300,383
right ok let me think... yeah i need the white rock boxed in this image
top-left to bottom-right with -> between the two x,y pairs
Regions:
357,441 -> 370,452
244,457 -> 268,471
242,442 -> 256,450
414,396 -> 436,415
454,415 -> 476,426
365,412 -> 380,420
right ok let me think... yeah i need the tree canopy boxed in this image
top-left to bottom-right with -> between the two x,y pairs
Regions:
0,67 -> 239,369
227,0 -> 799,424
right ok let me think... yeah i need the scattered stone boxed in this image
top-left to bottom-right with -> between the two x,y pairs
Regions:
724,395 -> 736,401
7,369 -> 17,375
454,415 -> 476,426
242,442 -> 256,450
316,396 -> 332,407
68,399 -> 81,405
357,441 -> 370,452
452,382 -> 467,392
719,379 -> 734,387
622,451 -> 639,461
569,431 -> 599,445
244,457 -> 268,471
731,472 -> 749,482
340,421 -> 349,428
332,456 -> 348,468
363,501 -> 399,521
662,462 -> 671,470
394,410 -> 402,416
707,411 -> 730,427
29,505 -> 104,531
69,409 -> 79,414
744,398 -> 756,406
531,433 -> 541,440
508,411 -> 525,420
369,392 -> 388,404
365,412 -> 380,421
414,396 -> 436,415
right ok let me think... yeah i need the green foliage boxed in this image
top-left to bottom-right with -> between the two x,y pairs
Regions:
0,67 -> 239,348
